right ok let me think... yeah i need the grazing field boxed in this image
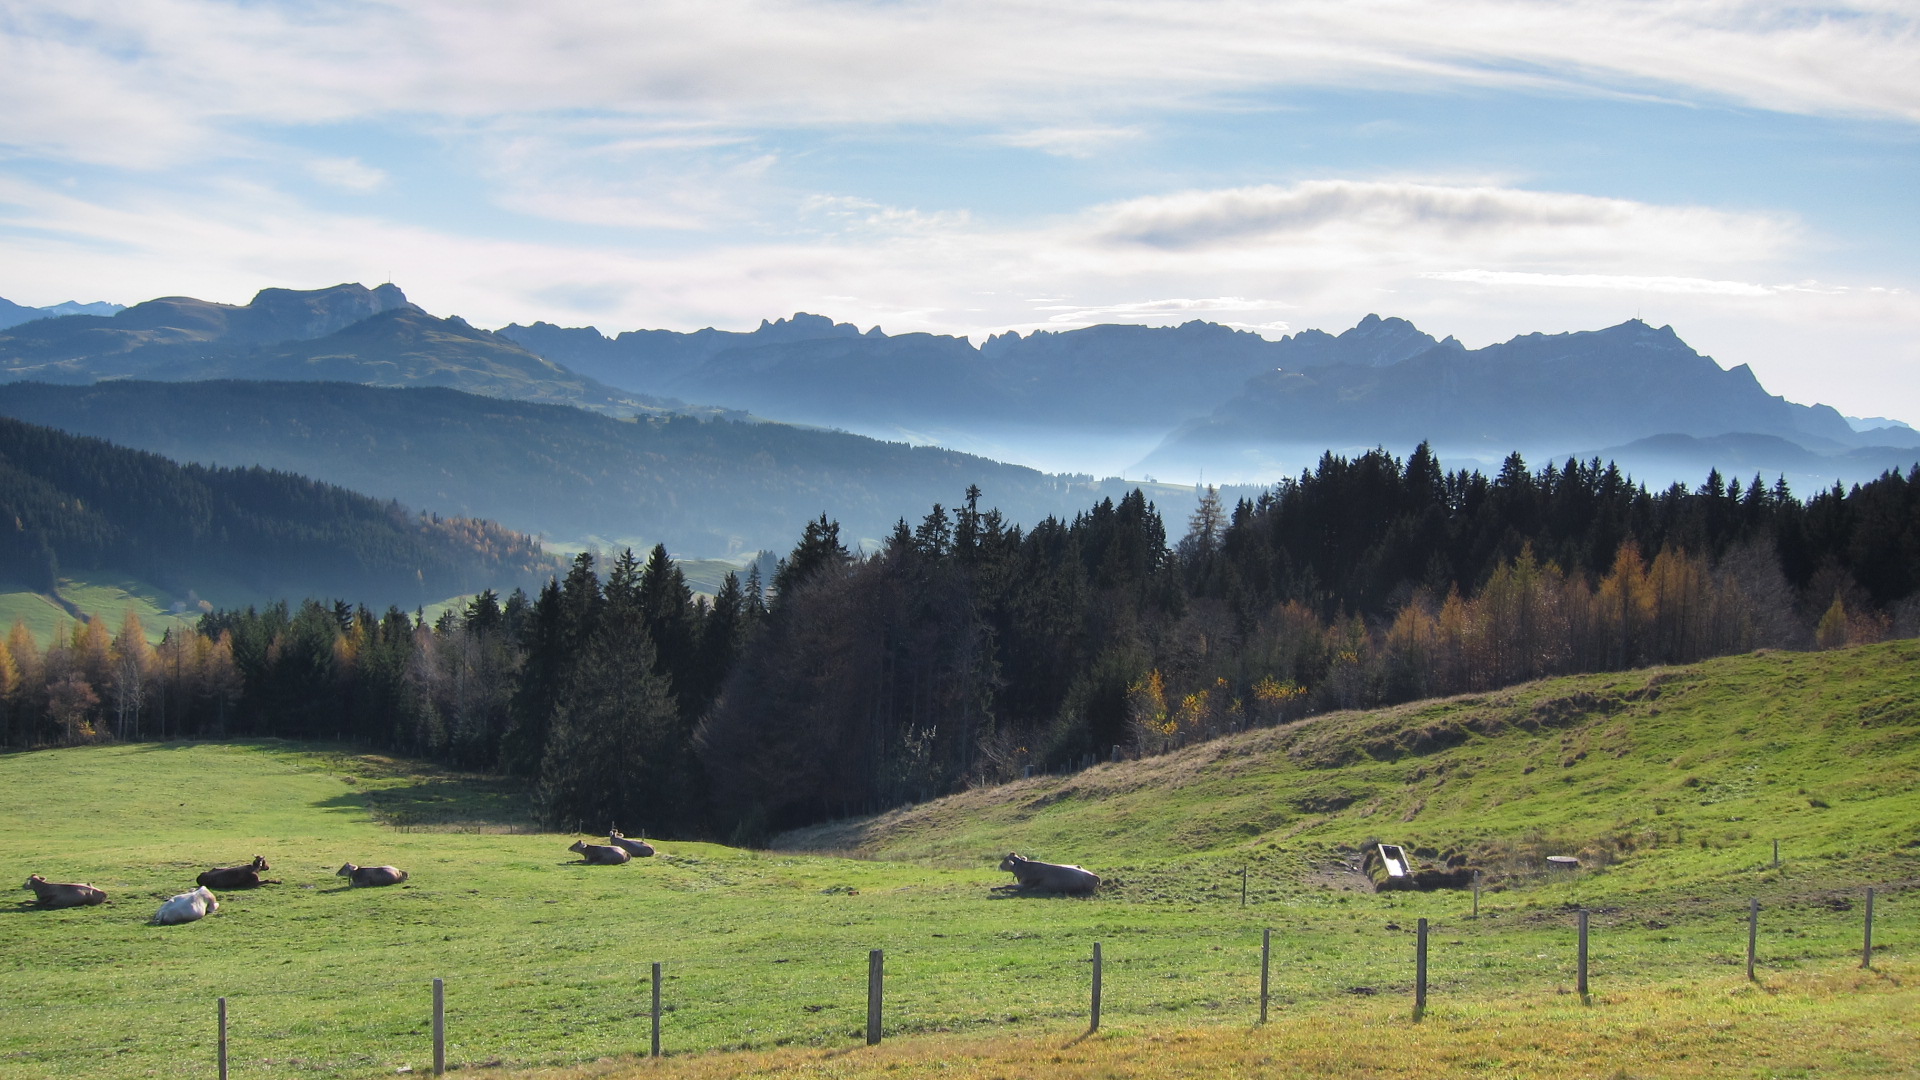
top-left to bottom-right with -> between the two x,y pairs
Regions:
0,575 -> 201,645
4,642 -> 1917,1080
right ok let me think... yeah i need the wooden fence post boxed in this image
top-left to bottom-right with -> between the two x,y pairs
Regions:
1259,928 -> 1271,1024
1090,943 -> 1102,1033
651,962 -> 662,1058
1772,839 -> 1780,869
1414,918 -> 1428,1020
217,997 -> 228,1080
1747,899 -> 1758,982
866,949 -> 883,1045
432,977 -> 445,1077
1863,888 -> 1875,970
1577,909 -> 1589,1001
1472,871 -> 1480,918
1240,866 -> 1248,907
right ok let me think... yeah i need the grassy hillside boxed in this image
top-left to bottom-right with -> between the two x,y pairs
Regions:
0,575 -> 202,645
777,643 -> 1920,896
0,573 -> 492,647
3,644 -> 1915,1080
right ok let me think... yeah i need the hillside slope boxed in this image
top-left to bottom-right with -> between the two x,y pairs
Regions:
0,415 -> 557,606
776,642 -> 1920,896
0,380 -> 1208,555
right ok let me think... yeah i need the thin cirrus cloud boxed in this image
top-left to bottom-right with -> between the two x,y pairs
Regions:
989,126 -> 1146,158
1418,270 -> 1862,297
3,1 -> 1918,170
307,157 -> 388,193
1030,296 -> 1293,328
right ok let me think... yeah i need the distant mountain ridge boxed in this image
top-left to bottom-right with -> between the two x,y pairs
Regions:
503,307 -> 1912,489
1139,319 -> 1919,483
0,296 -> 124,331
0,283 -> 679,416
498,311 -> 1451,432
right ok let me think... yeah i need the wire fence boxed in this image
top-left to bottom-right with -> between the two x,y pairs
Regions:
0,885 -> 1903,1078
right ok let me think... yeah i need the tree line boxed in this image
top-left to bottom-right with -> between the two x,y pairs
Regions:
3,445 -> 1915,842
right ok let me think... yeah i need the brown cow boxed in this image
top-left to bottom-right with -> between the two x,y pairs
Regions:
336,862 -> 408,886
23,874 -> 107,908
198,856 -> 280,889
997,853 -> 1100,895
569,840 -> 631,865
607,830 -> 655,858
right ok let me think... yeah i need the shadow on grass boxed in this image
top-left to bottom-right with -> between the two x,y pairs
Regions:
315,777 -> 537,833
2,900 -> 114,916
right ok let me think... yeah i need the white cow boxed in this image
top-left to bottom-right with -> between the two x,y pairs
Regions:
154,885 -> 218,925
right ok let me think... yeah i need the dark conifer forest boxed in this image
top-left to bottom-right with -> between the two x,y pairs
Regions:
0,415 -> 554,601
4,444 -> 1917,841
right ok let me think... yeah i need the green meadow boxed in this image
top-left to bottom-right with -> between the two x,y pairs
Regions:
0,576 -> 202,646
3,642 -> 1916,1079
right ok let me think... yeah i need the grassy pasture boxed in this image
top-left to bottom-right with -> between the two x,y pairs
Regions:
0,575 -> 202,645
3,643 -> 1917,1079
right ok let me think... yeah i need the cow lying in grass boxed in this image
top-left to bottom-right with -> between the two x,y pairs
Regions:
154,886 -> 217,925
607,830 -> 655,858
569,840 -> 631,865
23,874 -> 107,908
336,863 -> 408,886
996,853 -> 1101,895
198,856 -> 280,890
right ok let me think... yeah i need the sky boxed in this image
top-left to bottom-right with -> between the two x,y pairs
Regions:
2,0 -> 1917,423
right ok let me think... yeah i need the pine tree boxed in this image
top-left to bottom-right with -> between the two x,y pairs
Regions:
533,600 -> 680,834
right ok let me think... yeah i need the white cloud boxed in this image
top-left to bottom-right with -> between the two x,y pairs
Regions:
1092,182 -> 1793,268
1032,295 -> 1293,325
308,157 -> 387,192
3,1 -> 1917,172
991,126 -> 1144,158
1422,269 -> 1895,298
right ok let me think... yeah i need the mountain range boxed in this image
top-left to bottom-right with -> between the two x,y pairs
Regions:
496,311 -> 1452,464
502,309 -> 1918,488
0,283 -> 692,417
0,296 -> 122,330
1137,318 -> 1920,480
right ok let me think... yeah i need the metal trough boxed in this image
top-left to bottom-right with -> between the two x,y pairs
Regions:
1377,843 -> 1412,879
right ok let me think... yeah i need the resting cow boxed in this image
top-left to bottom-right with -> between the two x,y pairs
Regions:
336,863 -> 408,887
569,840 -> 632,865
998,853 -> 1101,895
198,856 -> 279,890
23,874 -> 107,908
607,830 -> 655,858
154,886 -> 218,925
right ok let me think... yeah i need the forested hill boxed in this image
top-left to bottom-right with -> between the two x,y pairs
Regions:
0,380 -> 1201,554
0,416 -> 557,606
